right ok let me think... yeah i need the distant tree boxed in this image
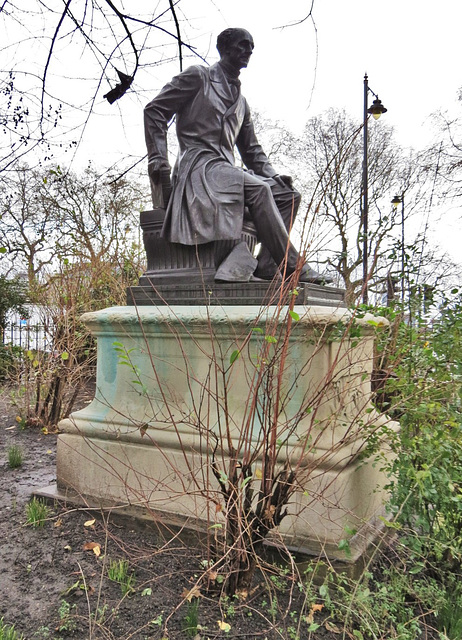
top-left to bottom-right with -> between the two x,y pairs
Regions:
0,164 -> 148,292
0,274 -> 28,340
0,165 -> 60,285
287,109 -> 431,305
425,90 -> 462,204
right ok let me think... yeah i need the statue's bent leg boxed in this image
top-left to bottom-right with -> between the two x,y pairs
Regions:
254,181 -> 302,279
243,173 -> 303,276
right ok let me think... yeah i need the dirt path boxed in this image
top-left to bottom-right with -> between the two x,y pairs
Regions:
1,392 -> 345,640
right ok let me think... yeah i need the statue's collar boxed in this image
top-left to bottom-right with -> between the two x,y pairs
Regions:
217,60 -> 241,84
209,63 -> 241,107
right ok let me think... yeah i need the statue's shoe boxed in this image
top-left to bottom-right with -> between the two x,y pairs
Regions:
297,267 -> 334,285
254,267 -> 333,286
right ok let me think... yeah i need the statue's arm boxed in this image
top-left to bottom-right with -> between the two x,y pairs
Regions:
144,65 -> 203,206
235,101 -> 277,179
144,65 -> 203,171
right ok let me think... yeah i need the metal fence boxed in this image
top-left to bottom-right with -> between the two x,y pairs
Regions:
1,321 -> 50,352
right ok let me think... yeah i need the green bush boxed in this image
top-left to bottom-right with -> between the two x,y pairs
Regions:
0,345 -> 23,382
383,293 -> 462,567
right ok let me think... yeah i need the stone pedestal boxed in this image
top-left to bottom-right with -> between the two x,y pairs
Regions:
54,304 -> 396,565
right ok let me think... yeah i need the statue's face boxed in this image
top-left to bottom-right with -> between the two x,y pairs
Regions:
221,30 -> 254,71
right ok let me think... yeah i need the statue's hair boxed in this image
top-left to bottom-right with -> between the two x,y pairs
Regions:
216,28 -> 250,55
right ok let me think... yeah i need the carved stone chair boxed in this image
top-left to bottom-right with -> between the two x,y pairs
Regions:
139,208 -> 258,286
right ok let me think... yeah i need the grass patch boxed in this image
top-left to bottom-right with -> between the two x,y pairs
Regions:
0,617 -> 24,640
182,598 -> 200,638
107,558 -> 136,596
7,445 -> 23,469
25,497 -> 49,528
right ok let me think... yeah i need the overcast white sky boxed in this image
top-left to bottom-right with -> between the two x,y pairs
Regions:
63,0 -> 462,168
102,0 -> 462,262
3,0 -> 462,262
99,1 -> 462,158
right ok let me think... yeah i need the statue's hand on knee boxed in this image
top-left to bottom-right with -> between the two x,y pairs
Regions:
273,174 -> 294,189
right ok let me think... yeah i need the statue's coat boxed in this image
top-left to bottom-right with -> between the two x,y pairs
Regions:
144,63 -> 276,245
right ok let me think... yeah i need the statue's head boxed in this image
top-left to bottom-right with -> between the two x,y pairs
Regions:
216,28 -> 254,71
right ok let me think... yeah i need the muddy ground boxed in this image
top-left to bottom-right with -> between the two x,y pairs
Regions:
0,391 -> 439,640
0,388 -> 341,640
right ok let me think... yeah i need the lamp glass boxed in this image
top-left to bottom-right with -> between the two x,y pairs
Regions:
391,196 -> 401,209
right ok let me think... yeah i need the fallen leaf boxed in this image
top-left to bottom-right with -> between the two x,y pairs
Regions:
83,542 -> 101,557
54,518 -> 63,528
236,588 -> 248,600
63,545 -> 72,552
215,503 -> 223,513
84,518 -> 96,527
217,620 -> 231,632
264,504 -> 276,521
46,449 -> 53,454
325,620 -> 341,634
305,602 -> 324,624
182,585 -> 202,602
255,467 -> 263,479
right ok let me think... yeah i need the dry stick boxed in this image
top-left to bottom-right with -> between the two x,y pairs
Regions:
77,560 -> 93,640
168,0 -> 183,71
40,0 -> 73,135
91,512 -> 111,635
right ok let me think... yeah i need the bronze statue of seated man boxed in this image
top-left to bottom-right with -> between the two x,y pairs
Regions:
144,27 -> 331,285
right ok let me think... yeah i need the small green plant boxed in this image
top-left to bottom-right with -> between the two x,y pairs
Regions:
182,598 -> 200,638
90,604 -> 108,626
149,614 -> 163,627
437,583 -> 462,640
260,594 -> 279,622
287,626 -> 300,640
270,573 -> 287,591
107,558 -> 136,595
31,626 -> 59,640
57,600 -> 77,632
0,617 -> 24,640
25,497 -> 49,528
7,445 -> 23,469
220,594 -> 238,620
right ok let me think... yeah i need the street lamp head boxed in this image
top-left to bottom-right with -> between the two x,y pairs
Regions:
368,97 -> 387,120
391,195 -> 402,209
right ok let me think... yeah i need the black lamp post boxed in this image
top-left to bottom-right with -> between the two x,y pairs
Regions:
391,193 -> 405,301
361,74 -> 387,305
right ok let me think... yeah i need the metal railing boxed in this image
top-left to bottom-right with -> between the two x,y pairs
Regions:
1,322 -> 50,352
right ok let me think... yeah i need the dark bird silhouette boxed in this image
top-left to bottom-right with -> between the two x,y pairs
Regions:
103,69 -> 133,104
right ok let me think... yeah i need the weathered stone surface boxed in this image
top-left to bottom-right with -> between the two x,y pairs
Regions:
55,305 -> 396,563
